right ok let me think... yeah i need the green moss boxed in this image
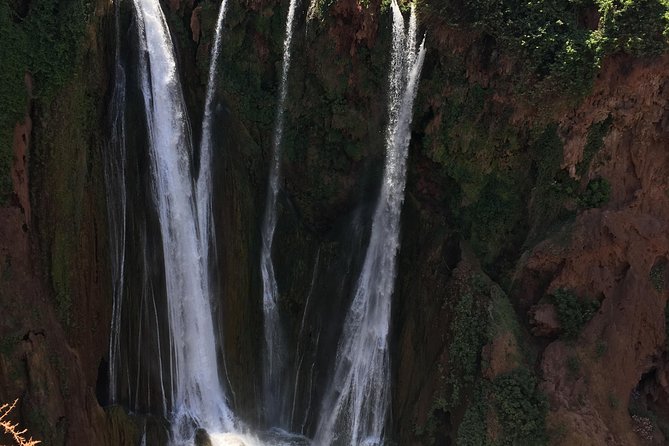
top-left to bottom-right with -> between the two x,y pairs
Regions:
0,332 -> 21,355
594,339 -> 607,358
578,116 -> 613,176
608,393 -> 621,409
526,125 -> 576,243
665,300 -> 669,348
650,260 -> 666,292
566,355 -> 581,378
0,0 -> 93,203
447,290 -> 488,406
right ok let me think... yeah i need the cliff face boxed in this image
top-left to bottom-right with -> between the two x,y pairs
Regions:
0,0 -> 668,444
521,54 -> 669,445
196,0 -> 669,443
0,0 -> 136,444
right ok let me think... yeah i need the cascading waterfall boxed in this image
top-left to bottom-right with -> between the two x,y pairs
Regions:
314,2 -> 425,444
260,0 -> 300,427
131,0 -> 235,440
196,0 -> 230,269
105,0 -> 128,405
107,0 -> 426,443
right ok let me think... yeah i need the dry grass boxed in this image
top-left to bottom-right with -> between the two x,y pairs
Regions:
0,400 -> 40,446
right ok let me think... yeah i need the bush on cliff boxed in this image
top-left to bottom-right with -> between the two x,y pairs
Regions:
551,288 -> 600,339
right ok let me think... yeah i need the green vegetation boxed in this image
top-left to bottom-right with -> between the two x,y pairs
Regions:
432,0 -> 669,96
578,116 -> 613,175
567,355 -> 581,378
455,388 -> 487,446
491,367 -> 549,446
0,0 -> 93,203
594,339 -> 607,358
650,260 -> 666,292
0,333 -> 21,356
579,177 -> 611,208
608,393 -> 621,409
665,300 -> 669,349
447,290 -> 488,405
526,125 -> 576,245
551,288 -> 600,339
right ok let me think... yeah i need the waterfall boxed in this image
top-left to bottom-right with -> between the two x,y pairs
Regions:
131,0 -> 235,440
314,2 -> 426,444
260,0 -> 300,427
105,0 -> 127,405
196,0 -> 230,269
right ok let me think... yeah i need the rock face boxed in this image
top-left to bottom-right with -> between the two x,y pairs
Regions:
529,304 -> 561,337
0,0 -> 137,444
515,53 -> 669,445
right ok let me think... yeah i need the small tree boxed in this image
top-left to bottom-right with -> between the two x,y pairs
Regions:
551,288 -> 600,340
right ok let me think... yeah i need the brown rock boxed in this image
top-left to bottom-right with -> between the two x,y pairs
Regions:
11,74 -> 32,226
515,53 -> 669,446
482,331 -> 520,379
190,6 -> 202,43
528,303 -> 561,337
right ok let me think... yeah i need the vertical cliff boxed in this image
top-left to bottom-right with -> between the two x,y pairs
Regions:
0,0 -> 137,443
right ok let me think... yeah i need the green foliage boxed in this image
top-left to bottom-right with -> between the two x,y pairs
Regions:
431,0 -> 669,97
551,288 -> 600,339
0,333 -> 21,356
448,291 -> 488,405
596,0 -> 669,54
594,339 -> 607,358
608,393 -> 621,409
578,177 -> 611,208
566,355 -> 581,378
650,260 -> 666,292
456,389 -> 487,446
578,116 -> 613,175
310,0 -> 336,19
465,175 -> 528,267
665,299 -> 669,349
0,0 -> 93,202
491,368 -> 548,446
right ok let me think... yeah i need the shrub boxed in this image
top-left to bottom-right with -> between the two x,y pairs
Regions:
456,389 -> 487,446
551,288 -> 600,339
447,292 -> 487,405
579,177 -> 611,208
567,355 -> 581,378
578,116 -> 613,176
650,260 -> 666,292
491,368 -> 548,445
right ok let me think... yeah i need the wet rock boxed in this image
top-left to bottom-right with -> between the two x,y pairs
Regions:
195,428 -> 213,446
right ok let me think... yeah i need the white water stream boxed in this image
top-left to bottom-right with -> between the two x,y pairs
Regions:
106,0 -> 127,405
314,2 -> 426,444
197,0 -> 231,266
132,0 -> 235,440
259,0 -> 300,427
